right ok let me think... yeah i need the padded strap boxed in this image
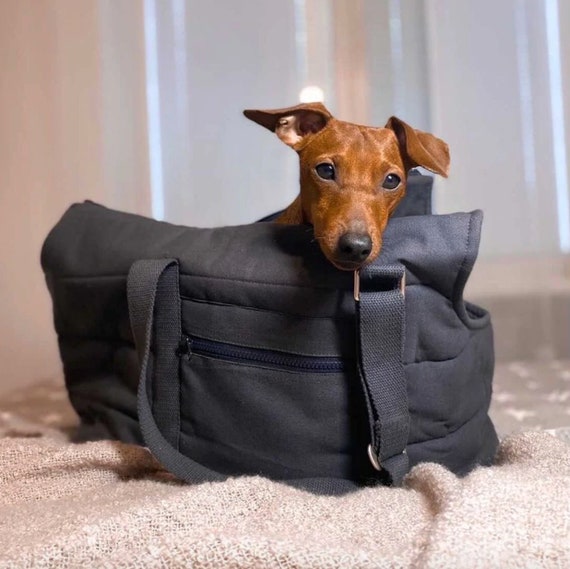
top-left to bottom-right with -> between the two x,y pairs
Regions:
357,264 -> 409,485
128,258 -> 225,483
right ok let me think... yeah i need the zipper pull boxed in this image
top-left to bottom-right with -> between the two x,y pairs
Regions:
176,336 -> 193,359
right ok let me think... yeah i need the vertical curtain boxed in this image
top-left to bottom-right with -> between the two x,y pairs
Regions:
425,0 -> 570,258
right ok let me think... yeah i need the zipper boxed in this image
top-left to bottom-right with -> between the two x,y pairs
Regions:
177,335 -> 349,373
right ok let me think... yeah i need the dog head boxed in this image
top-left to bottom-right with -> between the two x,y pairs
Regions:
244,103 -> 450,270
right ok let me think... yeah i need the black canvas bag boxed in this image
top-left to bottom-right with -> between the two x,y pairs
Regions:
41,174 -> 498,494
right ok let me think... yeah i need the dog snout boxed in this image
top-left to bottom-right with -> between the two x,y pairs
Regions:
336,232 -> 372,265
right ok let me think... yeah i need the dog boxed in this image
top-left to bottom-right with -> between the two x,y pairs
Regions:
244,102 -> 450,270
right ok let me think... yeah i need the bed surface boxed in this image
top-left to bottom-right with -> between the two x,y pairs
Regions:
0,363 -> 569,568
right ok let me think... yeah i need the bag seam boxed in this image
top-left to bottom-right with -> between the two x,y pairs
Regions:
181,296 -> 353,321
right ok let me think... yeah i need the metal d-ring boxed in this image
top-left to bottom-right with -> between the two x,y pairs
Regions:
367,444 -> 382,471
354,269 -> 360,302
354,269 -> 406,301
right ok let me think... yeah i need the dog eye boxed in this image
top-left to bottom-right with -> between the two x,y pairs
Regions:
382,173 -> 401,190
315,163 -> 335,180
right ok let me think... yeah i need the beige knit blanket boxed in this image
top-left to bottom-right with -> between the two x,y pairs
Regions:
0,429 -> 569,568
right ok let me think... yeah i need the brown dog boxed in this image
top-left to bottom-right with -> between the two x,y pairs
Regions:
244,102 -> 450,270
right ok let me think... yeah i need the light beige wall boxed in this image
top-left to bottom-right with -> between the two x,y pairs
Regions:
0,1 -> 150,391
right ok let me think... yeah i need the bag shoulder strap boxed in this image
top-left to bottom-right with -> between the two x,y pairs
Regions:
356,265 -> 409,485
128,258 -> 225,483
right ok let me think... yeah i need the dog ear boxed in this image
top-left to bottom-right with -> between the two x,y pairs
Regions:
385,117 -> 450,177
243,103 -> 333,149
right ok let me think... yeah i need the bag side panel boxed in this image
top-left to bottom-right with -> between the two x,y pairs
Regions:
407,409 -> 498,475
46,274 -> 141,443
406,321 -> 498,469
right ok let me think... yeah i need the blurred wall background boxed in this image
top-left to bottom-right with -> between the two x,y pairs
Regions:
0,1 -> 151,389
1,0 -> 570,390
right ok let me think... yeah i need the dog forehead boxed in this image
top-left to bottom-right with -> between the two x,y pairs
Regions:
303,121 -> 402,167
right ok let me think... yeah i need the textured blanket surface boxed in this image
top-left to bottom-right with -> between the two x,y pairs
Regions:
0,428 -> 569,568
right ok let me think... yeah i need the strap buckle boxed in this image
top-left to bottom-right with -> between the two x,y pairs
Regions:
354,269 -> 406,302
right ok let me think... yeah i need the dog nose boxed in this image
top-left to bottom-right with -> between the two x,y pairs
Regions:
336,232 -> 372,264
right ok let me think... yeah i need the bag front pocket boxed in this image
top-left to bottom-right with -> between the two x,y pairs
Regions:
179,335 -> 349,373
178,335 -> 372,481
